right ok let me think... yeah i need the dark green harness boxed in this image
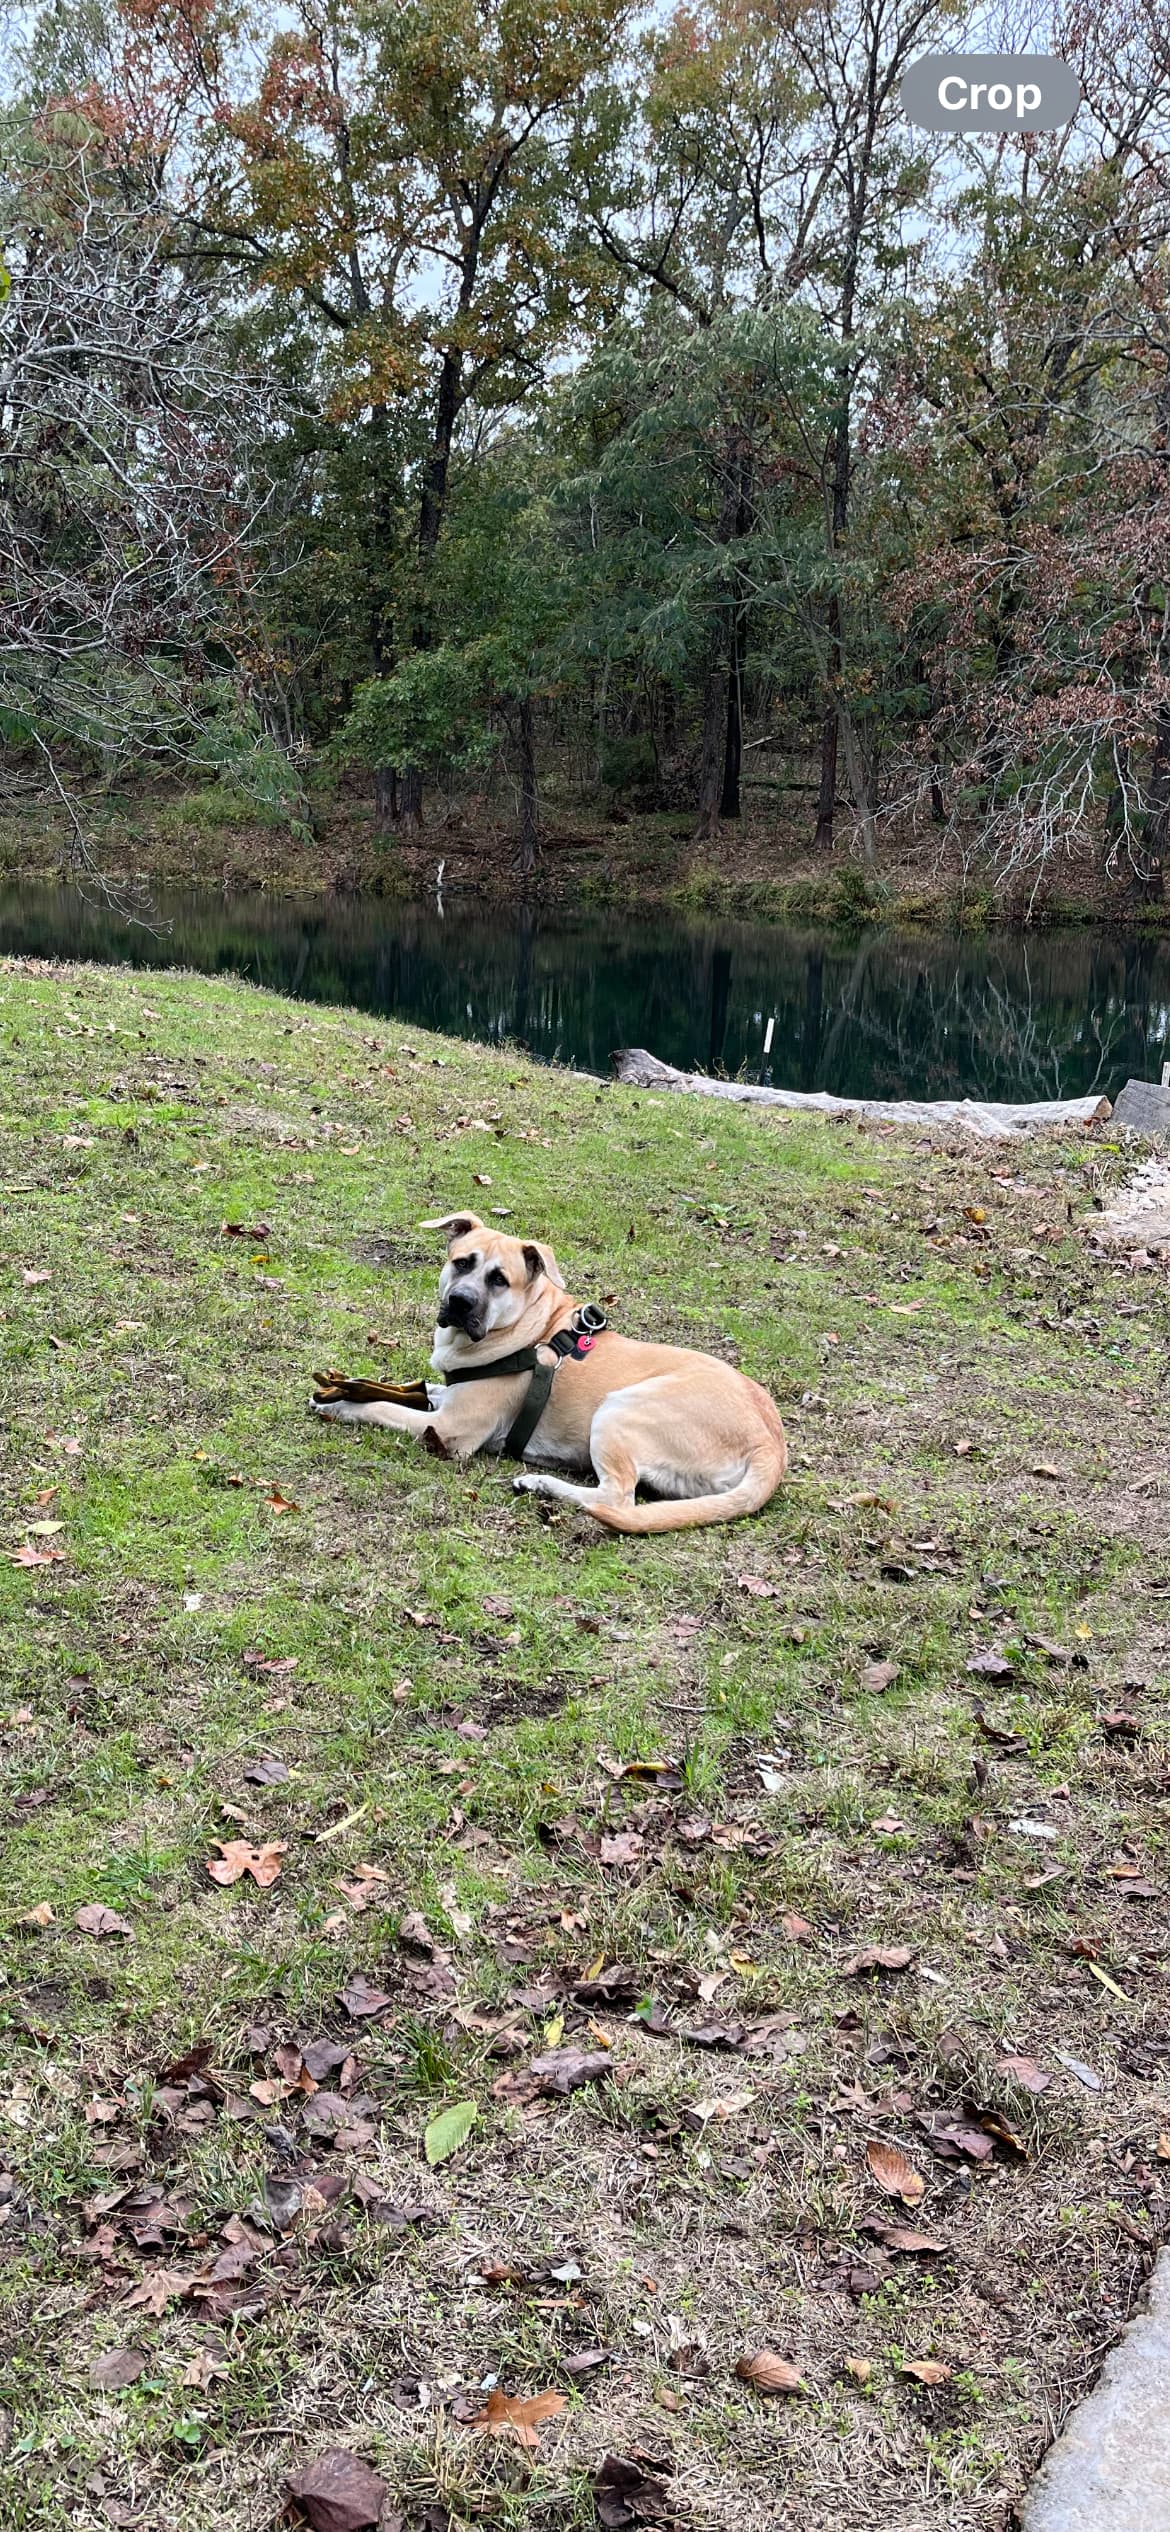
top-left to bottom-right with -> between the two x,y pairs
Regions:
443,1306 -> 609,1458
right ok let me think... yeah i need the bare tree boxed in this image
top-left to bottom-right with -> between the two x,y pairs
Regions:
0,118 -> 296,890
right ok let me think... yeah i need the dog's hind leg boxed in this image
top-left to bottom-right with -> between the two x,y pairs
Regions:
514,1403 -> 640,1518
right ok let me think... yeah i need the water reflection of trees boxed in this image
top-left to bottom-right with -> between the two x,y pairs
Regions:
0,884 -> 1167,1107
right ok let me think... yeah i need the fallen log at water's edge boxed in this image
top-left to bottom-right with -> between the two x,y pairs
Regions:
611,1048 -> 1113,1142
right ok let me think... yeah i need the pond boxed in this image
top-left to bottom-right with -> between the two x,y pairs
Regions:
1,880 -> 1168,1105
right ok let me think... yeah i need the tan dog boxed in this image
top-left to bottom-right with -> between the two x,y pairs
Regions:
312,1213 -> 786,1534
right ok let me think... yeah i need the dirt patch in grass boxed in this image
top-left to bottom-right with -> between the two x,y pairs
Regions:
1,954 -> 1168,2532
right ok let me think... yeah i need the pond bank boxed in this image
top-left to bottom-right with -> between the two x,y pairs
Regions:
4,786 -> 1169,932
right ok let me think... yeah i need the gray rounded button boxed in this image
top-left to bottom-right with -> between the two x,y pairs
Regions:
900,54 -> 1082,131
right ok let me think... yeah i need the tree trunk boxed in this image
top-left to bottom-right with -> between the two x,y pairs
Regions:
366,404 -> 402,832
721,605 -> 742,818
389,342 -> 465,833
815,384 -> 851,850
838,701 -> 877,867
695,446 -> 748,840
516,693 -> 540,881
814,600 -> 841,852
396,765 -> 424,833
695,661 -> 726,839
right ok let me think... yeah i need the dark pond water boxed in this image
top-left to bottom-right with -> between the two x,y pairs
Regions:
1,881 -> 1168,1104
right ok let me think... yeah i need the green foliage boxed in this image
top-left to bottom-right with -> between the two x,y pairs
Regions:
339,649 -> 492,778
6,0 -> 1170,883
423,2099 -> 479,2165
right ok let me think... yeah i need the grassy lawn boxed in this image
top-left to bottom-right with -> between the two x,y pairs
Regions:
1,952 -> 1167,2532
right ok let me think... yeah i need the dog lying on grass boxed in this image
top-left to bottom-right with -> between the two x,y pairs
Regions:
312,1212 -> 786,1535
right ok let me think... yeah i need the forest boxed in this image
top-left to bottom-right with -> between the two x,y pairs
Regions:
3,0 -> 1170,906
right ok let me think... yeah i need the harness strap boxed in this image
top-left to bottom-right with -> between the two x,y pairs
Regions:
443,1309 -> 608,1459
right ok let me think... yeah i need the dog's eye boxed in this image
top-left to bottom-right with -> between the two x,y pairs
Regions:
486,1267 -> 508,1289
450,1254 -> 475,1273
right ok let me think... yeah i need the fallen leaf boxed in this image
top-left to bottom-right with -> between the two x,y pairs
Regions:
615,1759 -> 684,1791
862,2221 -> 945,2254
424,2099 -> 478,2165
844,1946 -> 916,1977
997,2054 -> 1051,2094
90,2345 -> 147,2389
974,2107 -> 1029,2157
865,2139 -> 926,2206
21,1268 -> 51,1286
974,1710 -> 1027,1754
781,1911 -> 814,1942
736,1573 -> 778,1598
735,2351 -> 806,2395
531,2048 -> 611,2095
860,1660 -> 899,1694
242,1756 -> 290,1786
900,2358 -> 951,2387
122,2267 -> 193,2315
871,1813 -> 908,1836
592,2453 -> 678,2530
183,2346 -> 229,2388
205,1840 -> 286,1888
845,2356 -> 873,2384
20,1901 -> 55,1929
338,1974 -> 392,2019
75,1904 -> 134,1941
338,1863 -> 391,1913
1086,1960 -> 1129,2002
285,2448 -> 389,2532
600,1832 -> 644,1868
1055,2050 -> 1102,2092
689,2087 -> 754,2126
8,1544 -> 65,1567
265,1488 -> 299,1515
468,2387 -> 566,2450
966,1650 -> 1014,1680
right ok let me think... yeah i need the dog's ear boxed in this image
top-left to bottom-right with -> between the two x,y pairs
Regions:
419,1212 -> 485,1244
522,1240 -> 566,1290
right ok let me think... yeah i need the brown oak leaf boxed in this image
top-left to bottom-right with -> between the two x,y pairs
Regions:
205,1840 -> 286,1888
467,2387 -> 567,2450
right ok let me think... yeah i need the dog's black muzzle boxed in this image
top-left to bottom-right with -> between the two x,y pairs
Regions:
438,1290 -> 485,1340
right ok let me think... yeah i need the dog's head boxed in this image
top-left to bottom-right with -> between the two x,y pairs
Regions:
420,1212 -> 565,1345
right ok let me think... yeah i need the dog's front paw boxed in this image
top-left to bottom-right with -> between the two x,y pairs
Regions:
312,1396 -> 345,1420
513,1472 -> 540,1495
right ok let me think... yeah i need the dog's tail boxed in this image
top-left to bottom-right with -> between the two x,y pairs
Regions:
584,1419 -> 787,1536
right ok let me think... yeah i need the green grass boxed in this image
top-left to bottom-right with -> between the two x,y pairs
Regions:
1,955 -> 1167,2532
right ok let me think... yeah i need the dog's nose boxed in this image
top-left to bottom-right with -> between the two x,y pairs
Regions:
440,1288 -> 474,1328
